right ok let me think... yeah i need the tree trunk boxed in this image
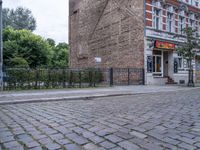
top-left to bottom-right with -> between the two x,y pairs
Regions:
188,56 -> 194,87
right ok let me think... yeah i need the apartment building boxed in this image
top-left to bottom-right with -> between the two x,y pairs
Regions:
145,0 -> 200,84
69,0 -> 200,85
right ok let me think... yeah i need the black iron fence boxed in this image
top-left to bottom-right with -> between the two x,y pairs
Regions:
2,67 -> 144,91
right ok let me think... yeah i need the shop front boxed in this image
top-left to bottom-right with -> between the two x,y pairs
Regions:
146,40 -> 176,85
196,56 -> 200,83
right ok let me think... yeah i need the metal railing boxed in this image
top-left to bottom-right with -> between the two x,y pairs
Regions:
2,67 -> 145,91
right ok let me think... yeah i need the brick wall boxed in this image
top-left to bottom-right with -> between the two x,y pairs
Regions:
69,0 -> 145,69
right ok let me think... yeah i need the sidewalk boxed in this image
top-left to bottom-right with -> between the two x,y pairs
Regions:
0,85 -> 199,105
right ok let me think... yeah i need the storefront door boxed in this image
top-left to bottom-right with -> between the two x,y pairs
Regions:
153,52 -> 162,76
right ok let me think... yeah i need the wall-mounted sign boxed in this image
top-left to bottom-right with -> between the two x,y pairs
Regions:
95,57 -> 102,63
146,29 -> 186,43
155,41 -> 176,50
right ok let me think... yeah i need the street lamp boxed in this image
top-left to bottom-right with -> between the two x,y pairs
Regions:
0,0 -> 3,91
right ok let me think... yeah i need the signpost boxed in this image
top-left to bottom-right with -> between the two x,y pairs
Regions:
0,0 -> 3,91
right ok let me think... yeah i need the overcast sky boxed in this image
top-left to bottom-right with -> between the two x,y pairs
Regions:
4,0 -> 69,44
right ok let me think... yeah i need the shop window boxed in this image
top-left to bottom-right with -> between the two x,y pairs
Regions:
177,54 -> 184,69
147,56 -> 153,73
153,56 -> 162,73
178,57 -> 183,68
186,59 -> 190,68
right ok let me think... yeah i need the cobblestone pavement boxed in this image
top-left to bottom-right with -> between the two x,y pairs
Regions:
1,89 -> 200,150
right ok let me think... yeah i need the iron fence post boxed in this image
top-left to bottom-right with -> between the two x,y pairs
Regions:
128,68 -> 130,85
48,68 -> 50,88
35,68 -> 38,89
69,70 -> 73,88
28,68 -> 30,89
142,68 -> 145,85
88,70 -> 92,87
38,68 -> 41,89
109,68 -> 113,86
94,70 -> 96,87
63,69 -> 66,88
79,71 -> 82,88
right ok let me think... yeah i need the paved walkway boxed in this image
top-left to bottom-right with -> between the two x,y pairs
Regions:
0,85 -> 199,104
1,88 -> 200,150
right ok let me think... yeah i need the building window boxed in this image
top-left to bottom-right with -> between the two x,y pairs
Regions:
189,0 -> 195,5
153,8 -> 161,30
198,22 -> 200,36
186,59 -> 190,68
195,1 -> 199,7
167,13 -> 173,32
190,19 -> 195,29
179,16 -> 185,35
177,54 -> 183,69
178,57 -> 183,68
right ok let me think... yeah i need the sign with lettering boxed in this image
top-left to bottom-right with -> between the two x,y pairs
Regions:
155,41 -> 176,50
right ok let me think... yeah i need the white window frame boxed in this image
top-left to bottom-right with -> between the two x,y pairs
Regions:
177,53 -> 184,69
167,12 -> 174,33
153,8 -> 162,30
189,19 -> 195,30
179,16 -> 186,35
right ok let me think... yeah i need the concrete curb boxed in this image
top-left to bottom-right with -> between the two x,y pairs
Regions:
0,87 -> 199,105
0,93 -> 134,105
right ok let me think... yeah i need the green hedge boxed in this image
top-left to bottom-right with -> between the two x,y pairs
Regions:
3,67 -> 104,90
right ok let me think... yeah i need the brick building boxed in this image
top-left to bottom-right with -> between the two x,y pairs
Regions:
69,0 -> 200,85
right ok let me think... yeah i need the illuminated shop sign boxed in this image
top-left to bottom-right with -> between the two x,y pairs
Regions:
155,41 -> 176,50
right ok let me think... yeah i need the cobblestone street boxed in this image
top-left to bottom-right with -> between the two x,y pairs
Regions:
1,89 -> 200,150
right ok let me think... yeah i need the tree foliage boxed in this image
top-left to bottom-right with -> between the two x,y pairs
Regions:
46,38 -> 56,47
176,27 -> 200,86
51,42 -> 69,68
3,27 -> 69,68
3,7 -> 36,31
3,27 -> 51,67
176,28 -> 199,59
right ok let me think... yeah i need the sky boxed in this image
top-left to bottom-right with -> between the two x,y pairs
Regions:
4,0 -> 69,44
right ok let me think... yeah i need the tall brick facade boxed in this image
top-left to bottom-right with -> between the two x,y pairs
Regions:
69,0 -> 200,85
69,0 -> 145,69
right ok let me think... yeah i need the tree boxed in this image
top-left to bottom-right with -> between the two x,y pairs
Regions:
176,27 -> 200,87
2,8 -> 10,29
50,42 -> 69,68
46,38 -> 56,47
3,7 -> 36,31
3,27 -> 52,67
10,57 -> 29,67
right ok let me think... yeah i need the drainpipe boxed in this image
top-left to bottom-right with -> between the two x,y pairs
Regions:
0,0 -> 3,91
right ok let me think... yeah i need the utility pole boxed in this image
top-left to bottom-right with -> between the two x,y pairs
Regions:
0,0 -> 3,91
